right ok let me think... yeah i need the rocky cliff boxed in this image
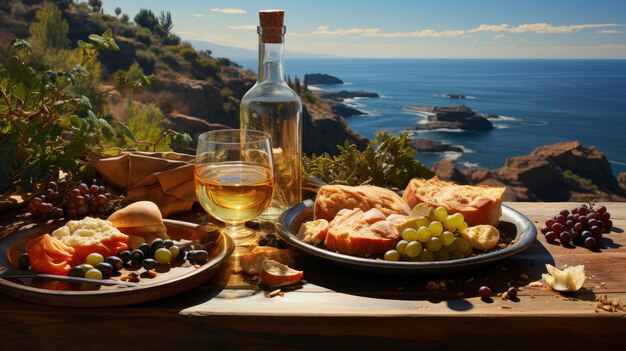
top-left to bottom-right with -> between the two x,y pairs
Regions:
433,141 -> 626,202
407,105 -> 494,131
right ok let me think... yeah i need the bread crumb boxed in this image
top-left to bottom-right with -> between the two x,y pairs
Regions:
520,274 -> 528,280
500,305 -> 512,309
529,281 -> 543,288
268,289 -> 282,298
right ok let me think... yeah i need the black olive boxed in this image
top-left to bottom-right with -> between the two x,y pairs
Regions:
117,250 -> 132,264
163,239 -> 174,249
68,266 -> 87,278
105,256 -> 124,271
276,239 -> 288,249
95,262 -> 114,276
131,249 -> 144,263
258,237 -> 269,246
142,258 -> 157,270
149,239 -> 164,255
176,247 -> 186,260
138,243 -> 150,257
187,250 -> 208,262
18,253 -> 30,270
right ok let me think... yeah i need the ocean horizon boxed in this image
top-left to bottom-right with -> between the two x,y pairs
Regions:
238,58 -> 626,176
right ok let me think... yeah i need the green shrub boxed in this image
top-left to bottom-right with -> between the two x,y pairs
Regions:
179,46 -> 199,62
135,27 -> 152,46
220,87 -> 233,98
136,49 -> 156,73
303,91 -> 317,103
159,50 -> 182,71
216,57 -> 233,67
125,102 -> 167,151
115,61 -> 145,82
191,57 -> 217,80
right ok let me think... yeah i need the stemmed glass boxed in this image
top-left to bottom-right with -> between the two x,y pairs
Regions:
194,130 -> 275,245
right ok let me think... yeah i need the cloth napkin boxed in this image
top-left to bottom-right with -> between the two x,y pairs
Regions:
89,151 -> 196,217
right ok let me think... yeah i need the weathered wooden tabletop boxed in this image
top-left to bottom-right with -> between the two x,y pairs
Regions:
0,202 -> 625,350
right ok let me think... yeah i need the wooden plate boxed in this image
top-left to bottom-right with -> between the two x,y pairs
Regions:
0,219 -> 234,307
277,200 -> 537,274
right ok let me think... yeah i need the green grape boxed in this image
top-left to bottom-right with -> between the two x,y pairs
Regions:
457,221 -> 469,231
396,240 -> 409,255
419,250 -> 435,262
406,241 -> 423,257
154,247 -> 173,264
426,237 -> 442,252
85,253 -> 104,266
168,246 -> 180,259
463,244 -> 473,257
444,216 -> 457,231
441,231 -> 455,246
416,226 -> 432,242
384,250 -> 400,261
444,243 -> 457,252
449,251 -> 464,260
428,221 -> 443,237
434,206 -> 448,223
402,228 -> 419,242
415,216 -> 430,228
85,268 -> 103,280
434,250 -> 450,261
451,213 -> 465,226
454,237 -> 470,253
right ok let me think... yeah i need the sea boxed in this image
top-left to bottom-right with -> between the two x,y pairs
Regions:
238,59 -> 626,176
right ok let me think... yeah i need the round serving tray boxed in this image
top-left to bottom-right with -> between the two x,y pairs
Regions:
0,219 -> 234,307
277,200 -> 536,274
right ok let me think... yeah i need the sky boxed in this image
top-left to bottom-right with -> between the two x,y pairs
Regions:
99,0 -> 626,58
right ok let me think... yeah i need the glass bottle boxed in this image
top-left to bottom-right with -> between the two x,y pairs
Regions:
240,10 -> 302,221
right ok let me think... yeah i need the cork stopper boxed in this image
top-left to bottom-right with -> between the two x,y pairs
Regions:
259,10 -> 284,44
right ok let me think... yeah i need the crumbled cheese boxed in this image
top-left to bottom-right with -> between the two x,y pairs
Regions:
52,217 -> 126,247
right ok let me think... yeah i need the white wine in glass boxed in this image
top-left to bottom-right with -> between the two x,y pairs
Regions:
195,130 -> 275,243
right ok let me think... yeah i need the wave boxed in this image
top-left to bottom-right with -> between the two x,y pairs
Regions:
609,160 -> 626,167
442,151 -> 463,160
457,145 -> 475,153
494,124 -> 511,129
461,161 -> 481,168
493,115 -> 521,122
434,94 -> 478,99
412,128 -> 466,133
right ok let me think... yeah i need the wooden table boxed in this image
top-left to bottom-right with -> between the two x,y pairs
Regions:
1,202 -> 625,350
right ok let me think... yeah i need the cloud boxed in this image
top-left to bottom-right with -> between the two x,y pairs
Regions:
366,29 -> 466,38
227,25 -> 257,30
211,8 -> 246,15
313,26 -> 380,36
192,13 -> 204,18
509,23 -> 621,33
177,31 -> 197,35
469,24 -> 509,33
597,29 -> 624,34
493,34 -> 509,40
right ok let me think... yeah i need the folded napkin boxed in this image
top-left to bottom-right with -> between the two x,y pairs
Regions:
89,151 -> 196,217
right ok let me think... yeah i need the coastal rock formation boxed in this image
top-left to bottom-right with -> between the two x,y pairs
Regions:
301,102 -> 368,155
407,105 -> 494,131
318,90 -> 380,101
304,73 -> 344,85
619,173 -> 626,193
443,94 -> 466,99
331,104 -> 366,117
432,141 -> 626,202
410,138 -> 463,153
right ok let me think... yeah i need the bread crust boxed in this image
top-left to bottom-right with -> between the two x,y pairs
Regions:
402,177 -> 505,227
107,201 -> 164,228
314,185 -> 410,221
325,208 -> 401,254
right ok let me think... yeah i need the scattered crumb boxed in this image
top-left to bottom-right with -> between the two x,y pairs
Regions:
497,292 -> 503,297
457,292 -> 464,298
268,289 -> 282,298
501,292 -> 509,300
531,295 -> 535,299
518,287 -> 524,291
147,269 -> 157,278
595,294 -> 626,313
500,305 -> 512,309
465,277 -> 474,283
529,281 -> 543,288
426,281 -> 446,290
520,274 -> 529,280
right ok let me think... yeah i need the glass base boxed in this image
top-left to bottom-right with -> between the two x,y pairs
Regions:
223,223 -> 257,257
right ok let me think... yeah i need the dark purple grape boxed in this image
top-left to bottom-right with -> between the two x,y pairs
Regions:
540,226 -> 549,235
545,218 -> 556,228
590,225 -> 601,236
545,231 -> 557,243
99,186 -> 106,194
570,230 -> 581,242
560,231 -> 571,245
75,195 -> 85,206
47,181 -> 58,191
588,218 -> 598,228
96,194 -> 108,205
596,205 -> 607,215
31,197 -> 42,207
90,184 -> 100,196
77,204 -> 89,216
97,205 -> 107,214
27,202 -> 37,215
578,206 -> 588,215
584,237 -> 597,249
579,216 -> 588,226
507,287 -> 518,299
45,189 -> 56,200
69,188 -> 80,199
39,203 -> 53,215
581,230 -> 592,241
556,215 -> 566,225
78,183 -> 89,195
551,223 -> 563,235
66,208 -> 77,217
572,207 -> 579,215
565,220 -> 575,230
479,286 -> 491,299
574,222 -> 583,232
587,212 -> 597,220
559,209 -> 570,217
600,212 -> 610,222
605,220 -> 613,231
66,201 -> 76,209
53,207 -> 64,218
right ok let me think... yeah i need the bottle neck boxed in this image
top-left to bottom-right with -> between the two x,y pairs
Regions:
257,27 -> 286,84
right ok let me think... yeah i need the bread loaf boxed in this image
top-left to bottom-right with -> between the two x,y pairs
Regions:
324,208 -> 401,254
402,177 -> 505,227
314,185 -> 410,221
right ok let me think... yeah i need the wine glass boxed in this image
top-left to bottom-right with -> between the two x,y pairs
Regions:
194,129 -> 275,245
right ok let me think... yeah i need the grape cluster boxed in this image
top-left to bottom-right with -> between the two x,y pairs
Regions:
540,203 -> 612,250
384,207 -> 473,262
27,179 -> 125,219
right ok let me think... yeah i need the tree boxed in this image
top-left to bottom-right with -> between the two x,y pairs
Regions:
88,0 -> 102,12
28,2 -> 69,68
158,10 -> 173,35
114,7 -> 121,17
121,13 -> 130,22
134,9 -> 158,32
294,76 -> 302,94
